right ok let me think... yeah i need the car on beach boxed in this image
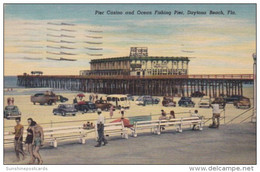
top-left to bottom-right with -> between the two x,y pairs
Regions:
4,105 -> 21,119
191,91 -> 205,97
234,97 -> 251,109
135,95 -> 160,106
95,100 -> 112,111
31,93 -> 58,105
198,96 -> 211,108
53,104 -> 77,116
127,94 -> 135,101
162,96 -> 176,107
74,101 -> 97,113
224,95 -> 244,103
178,97 -> 195,107
212,97 -> 226,109
106,95 -> 130,109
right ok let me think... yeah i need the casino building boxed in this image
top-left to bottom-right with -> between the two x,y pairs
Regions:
80,47 -> 190,76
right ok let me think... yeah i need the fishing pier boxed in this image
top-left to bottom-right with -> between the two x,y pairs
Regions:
17,74 -> 253,97
16,48 -> 254,97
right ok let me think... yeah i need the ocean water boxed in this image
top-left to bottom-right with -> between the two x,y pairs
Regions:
4,76 -> 20,88
4,76 -> 80,96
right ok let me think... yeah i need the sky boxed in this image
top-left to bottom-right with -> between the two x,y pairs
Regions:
4,4 -> 256,75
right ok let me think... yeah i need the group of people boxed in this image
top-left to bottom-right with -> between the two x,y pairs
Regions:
159,102 -> 222,130
89,93 -> 99,103
159,110 -> 176,120
12,117 -> 44,164
7,97 -> 15,106
44,91 -> 55,96
83,121 -> 95,130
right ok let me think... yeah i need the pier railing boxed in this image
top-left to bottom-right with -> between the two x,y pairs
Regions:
4,111 -> 192,131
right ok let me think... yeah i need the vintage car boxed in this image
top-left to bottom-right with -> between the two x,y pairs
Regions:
74,101 -> 97,113
53,104 -> 77,116
191,91 -> 205,97
198,96 -> 211,108
57,95 -> 68,103
224,95 -> 244,103
4,105 -> 21,119
212,97 -> 226,109
135,95 -> 160,106
31,93 -> 58,105
127,94 -> 135,101
162,96 -> 176,107
106,95 -> 131,109
178,97 -> 195,107
95,100 -> 112,111
234,97 -> 251,109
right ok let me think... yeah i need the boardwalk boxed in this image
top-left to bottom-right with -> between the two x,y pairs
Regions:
4,123 -> 256,165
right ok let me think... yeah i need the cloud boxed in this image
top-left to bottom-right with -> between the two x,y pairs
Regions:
4,15 -> 256,75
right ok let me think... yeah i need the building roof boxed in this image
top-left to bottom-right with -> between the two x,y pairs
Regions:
90,56 -> 190,63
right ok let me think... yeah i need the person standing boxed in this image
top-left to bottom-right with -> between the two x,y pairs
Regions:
89,94 -> 92,102
191,110 -> 200,130
95,109 -> 107,147
119,108 -> 125,118
26,118 -> 36,164
7,97 -> 11,106
12,117 -> 25,162
211,103 -> 221,128
92,93 -> 95,103
73,97 -> 78,104
32,121 -> 44,164
11,97 -> 15,105
110,105 -> 114,118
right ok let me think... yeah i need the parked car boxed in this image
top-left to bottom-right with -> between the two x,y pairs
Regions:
127,94 -> 135,101
178,97 -> 195,107
135,95 -> 160,106
198,96 -> 211,108
31,93 -> 58,105
162,96 -> 176,107
224,95 -> 244,103
74,101 -> 97,113
4,105 -> 21,119
191,91 -> 205,97
53,104 -> 77,116
95,100 -> 112,111
106,95 -> 130,109
212,97 -> 226,109
57,95 -> 68,103
234,97 -> 251,109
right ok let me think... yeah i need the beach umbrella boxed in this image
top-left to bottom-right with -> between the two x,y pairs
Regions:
111,118 -> 133,128
77,93 -> 85,97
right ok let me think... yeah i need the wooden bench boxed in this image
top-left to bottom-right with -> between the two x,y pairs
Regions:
95,121 -> 128,140
131,117 -> 204,137
4,125 -> 94,148
131,120 -> 161,137
159,117 -> 204,133
44,126 -> 93,147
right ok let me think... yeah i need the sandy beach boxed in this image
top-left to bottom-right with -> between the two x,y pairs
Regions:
4,86 -> 254,131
